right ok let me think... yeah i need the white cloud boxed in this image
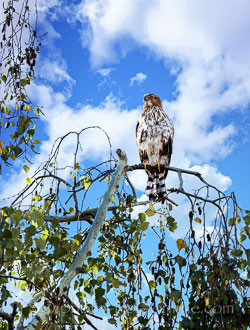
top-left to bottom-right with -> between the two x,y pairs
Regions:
0,90 -> 141,205
74,0 -> 250,163
97,67 -> 116,88
97,67 -> 115,77
129,72 -> 147,86
37,0 -> 60,12
0,0 -> 242,234
128,162 -> 232,239
38,59 -> 75,85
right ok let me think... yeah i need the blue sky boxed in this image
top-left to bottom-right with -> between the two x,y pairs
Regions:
1,0 -> 250,327
3,0 -> 249,206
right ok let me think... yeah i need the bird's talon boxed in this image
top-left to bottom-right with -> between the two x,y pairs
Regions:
144,163 -> 151,175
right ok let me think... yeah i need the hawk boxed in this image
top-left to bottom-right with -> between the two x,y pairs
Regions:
136,93 -> 174,202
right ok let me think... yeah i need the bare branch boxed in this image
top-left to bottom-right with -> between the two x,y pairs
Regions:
25,149 -> 127,329
0,303 -> 17,330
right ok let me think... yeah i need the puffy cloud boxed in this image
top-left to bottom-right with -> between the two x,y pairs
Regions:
37,0 -> 61,12
74,0 -> 250,163
129,163 -> 232,238
0,0 -> 241,232
0,90 -> 141,205
38,59 -> 75,85
97,67 -> 115,77
129,72 -> 147,86
97,67 -> 116,88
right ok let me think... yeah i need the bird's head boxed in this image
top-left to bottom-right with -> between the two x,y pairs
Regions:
143,93 -> 162,110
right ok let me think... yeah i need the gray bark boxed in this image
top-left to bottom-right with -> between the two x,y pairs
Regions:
23,149 -> 127,329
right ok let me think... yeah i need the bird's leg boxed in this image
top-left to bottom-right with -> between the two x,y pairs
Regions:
144,163 -> 151,175
158,155 -> 162,172
152,156 -> 164,172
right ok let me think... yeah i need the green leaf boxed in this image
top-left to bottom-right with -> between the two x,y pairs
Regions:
24,105 -> 33,113
169,289 -> 182,304
10,210 -> 22,225
92,266 -> 99,276
1,72 -> 7,83
54,269 -> 64,278
34,107 -> 40,115
145,208 -> 155,217
54,247 -> 67,259
2,229 -> 12,239
194,217 -> 201,224
108,318 -> 117,325
148,280 -> 156,290
139,213 -> 146,222
83,177 -> 92,190
112,278 -> 120,288
229,218 -> 236,226
176,239 -> 187,251
138,303 -> 149,312
127,298 -> 136,306
88,257 -> 97,267
95,287 -> 105,297
175,255 -> 187,268
239,233 -> 247,243
96,296 -> 107,307
30,210 -> 41,222
3,91 -> 8,100
20,77 -> 30,87
243,215 -> 250,225
231,248 -> 243,257
23,165 -> 30,172
167,216 -> 178,232
14,146 -> 22,156
35,238 -> 46,250
136,222 -> 149,232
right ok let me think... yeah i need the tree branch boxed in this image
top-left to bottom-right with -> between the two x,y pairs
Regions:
24,149 -> 127,329
0,303 -> 17,330
125,164 -> 202,177
62,294 -> 101,329
44,201 -> 151,223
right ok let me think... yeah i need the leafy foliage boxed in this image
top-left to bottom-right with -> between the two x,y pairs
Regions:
0,130 -> 249,329
0,4 -> 248,326
0,0 -> 43,168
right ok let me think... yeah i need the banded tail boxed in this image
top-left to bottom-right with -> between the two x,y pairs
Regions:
145,169 -> 167,202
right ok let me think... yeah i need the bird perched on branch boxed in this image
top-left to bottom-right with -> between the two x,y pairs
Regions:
136,93 -> 174,202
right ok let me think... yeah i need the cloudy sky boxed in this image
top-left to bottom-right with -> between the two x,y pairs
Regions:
2,0 -> 249,204
2,0 -> 250,262
1,0 -> 250,326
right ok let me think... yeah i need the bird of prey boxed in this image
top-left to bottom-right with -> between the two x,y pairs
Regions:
136,93 -> 174,202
